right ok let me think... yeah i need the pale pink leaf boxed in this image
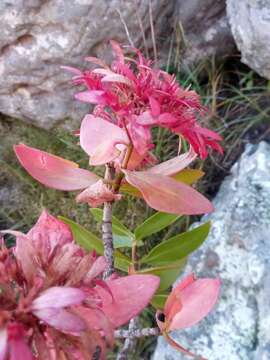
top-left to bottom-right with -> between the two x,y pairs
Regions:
33,307 -> 86,333
80,115 -> 129,161
32,287 -> 86,310
101,74 -> 133,87
123,170 -> 213,215
169,278 -> 220,331
14,144 -> 99,191
74,90 -> 106,105
0,328 -> 7,360
147,147 -> 197,176
96,274 -> 160,328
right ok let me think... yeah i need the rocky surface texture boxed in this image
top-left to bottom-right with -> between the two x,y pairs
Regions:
227,0 -> 270,80
0,0 -> 174,129
176,0 -> 235,66
153,141 -> 270,360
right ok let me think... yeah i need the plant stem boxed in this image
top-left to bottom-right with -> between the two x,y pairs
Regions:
113,145 -> 133,193
116,318 -> 139,360
102,165 -> 115,279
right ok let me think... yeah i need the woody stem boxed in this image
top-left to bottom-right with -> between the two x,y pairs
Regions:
102,164 -> 115,279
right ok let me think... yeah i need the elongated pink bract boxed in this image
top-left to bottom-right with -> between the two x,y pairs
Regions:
14,144 -> 99,190
96,275 -> 160,328
123,170 -> 213,215
169,277 -> 220,331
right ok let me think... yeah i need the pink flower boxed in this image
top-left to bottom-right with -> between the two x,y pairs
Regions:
0,211 -> 159,359
156,274 -> 220,358
64,41 -> 222,159
76,180 -> 122,207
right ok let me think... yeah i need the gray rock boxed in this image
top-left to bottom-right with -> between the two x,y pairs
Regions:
0,0 -> 174,129
153,141 -> 270,360
176,0 -> 235,66
227,0 -> 270,79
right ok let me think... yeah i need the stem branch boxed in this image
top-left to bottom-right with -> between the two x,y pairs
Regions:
102,165 -> 115,279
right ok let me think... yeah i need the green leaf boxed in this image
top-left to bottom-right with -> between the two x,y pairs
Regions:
139,259 -> 186,291
113,235 -> 133,248
59,216 -> 131,272
59,216 -> 103,254
135,212 -> 181,241
140,221 -> 211,266
151,293 -> 169,310
90,208 -> 135,240
120,183 -> 142,198
173,168 -> 204,184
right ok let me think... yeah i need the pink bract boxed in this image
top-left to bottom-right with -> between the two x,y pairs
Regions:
156,273 -> 220,358
0,211 -> 160,359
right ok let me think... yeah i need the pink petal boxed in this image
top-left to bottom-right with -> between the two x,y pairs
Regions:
149,97 -> 161,117
15,235 -> 37,284
9,339 -> 33,360
33,307 -> 86,333
74,90 -> 107,105
76,180 -> 121,207
137,111 -> 156,126
123,170 -> 213,215
148,147 -> 197,176
14,144 -> 99,191
79,115 -> 129,161
61,65 -> 82,76
27,210 -> 73,262
84,256 -> 107,284
169,278 -> 220,331
110,40 -> 125,63
195,126 -> 223,141
101,74 -> 133,87
0,328 -> 7,360
157,113 -> 178,124
89,140 -> 123,166
97,275 -> 160,328
32,287 -> 86,310
164,274 -> 195,323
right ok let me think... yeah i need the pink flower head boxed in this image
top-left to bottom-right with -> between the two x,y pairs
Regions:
156,274 -> 220,358
64,41 -> 222,159
0,212 -> 159,359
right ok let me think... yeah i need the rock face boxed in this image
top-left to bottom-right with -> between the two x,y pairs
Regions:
176,0 -> 235,66
227,0 -> 270,79
153,141 -> 270,360
0,0 -> 174,129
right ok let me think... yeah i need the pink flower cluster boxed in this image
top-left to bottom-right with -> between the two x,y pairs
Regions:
64,41 -> 223,159
0,211 -> 159,359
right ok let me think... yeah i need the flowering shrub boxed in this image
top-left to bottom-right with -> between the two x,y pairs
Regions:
2,41 -> 222,359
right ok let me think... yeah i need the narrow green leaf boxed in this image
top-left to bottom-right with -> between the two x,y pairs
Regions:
113,235 -> 133,248
59,216 -> 131,272
135,212 -> 181,241
139,259 -> 186,291
140,221 -> 211,266
59,216 -> 103,254
90,208 -> 134,239
151,293 -> 169,310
